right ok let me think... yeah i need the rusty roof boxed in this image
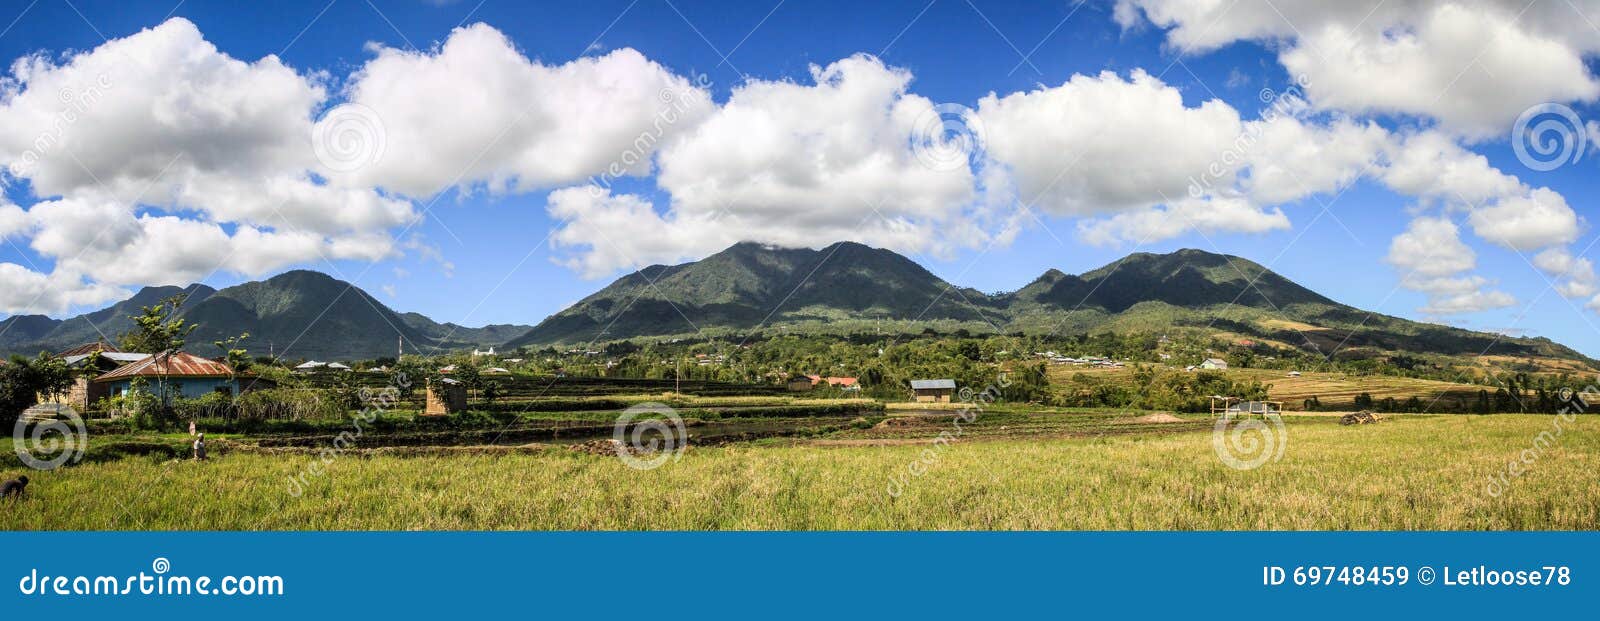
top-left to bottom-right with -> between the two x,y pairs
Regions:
56,341 -> 120,357
93,351 -> 237,382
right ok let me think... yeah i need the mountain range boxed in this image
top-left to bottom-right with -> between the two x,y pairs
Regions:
0,271 -> 533,361
506,242 -> 1593,368
1,242 -> 1592,368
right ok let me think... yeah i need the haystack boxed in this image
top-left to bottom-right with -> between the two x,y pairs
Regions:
1339,411 -> 1381,425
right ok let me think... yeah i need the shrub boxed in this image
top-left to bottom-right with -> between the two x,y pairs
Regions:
233,388 -> 346,421
172,391 -> 235,423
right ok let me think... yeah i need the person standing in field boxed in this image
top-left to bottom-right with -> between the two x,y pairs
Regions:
193,433 -> 207,460
189,420 -> 196,436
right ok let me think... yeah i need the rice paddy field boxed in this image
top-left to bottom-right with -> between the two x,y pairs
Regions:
3,411 -> 1596,530
1050,365 -> 1483,409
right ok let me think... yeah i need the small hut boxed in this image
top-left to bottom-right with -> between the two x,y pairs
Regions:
1211,396 -> 1282,418
424,378 -> 467,416
910,379 -> 956,403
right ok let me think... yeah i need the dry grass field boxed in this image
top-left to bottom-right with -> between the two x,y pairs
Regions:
2,414 -> 1593,530
1227,368 -> 1481,409
1048,365 -> 1482,410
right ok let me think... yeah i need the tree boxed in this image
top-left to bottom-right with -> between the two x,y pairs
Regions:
120,294 -> 198,354
121,376 -> 161,430
214,332 -> 252,376
454,365 -> 483,402
0,354 -> 73,426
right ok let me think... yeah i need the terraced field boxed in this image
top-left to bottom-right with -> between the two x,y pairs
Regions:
1048,365 -> 1484,410
1227,368 -> 1482,410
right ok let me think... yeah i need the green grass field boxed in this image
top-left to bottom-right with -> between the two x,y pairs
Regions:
2,413 -> 1594,530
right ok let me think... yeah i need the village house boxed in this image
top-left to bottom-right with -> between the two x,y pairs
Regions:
825,377 -> 860,392
41,342 -> 148,410
910,379 -> 956,403
1200,358 -> 1228,370
94,351 -> 268,403
786,376 -> 815,392
294,360 -> 351,373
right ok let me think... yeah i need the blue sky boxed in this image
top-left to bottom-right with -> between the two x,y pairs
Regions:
3,0 -> 1600,355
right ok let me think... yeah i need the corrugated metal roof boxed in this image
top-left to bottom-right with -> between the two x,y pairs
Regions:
93,351 -> 236,382
910,379 -> 955,390
64,352 -> 148,367
56,342 -> 120,357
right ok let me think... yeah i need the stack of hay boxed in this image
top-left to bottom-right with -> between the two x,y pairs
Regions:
1339,411 -> 1381,425
567,439 -> 628,457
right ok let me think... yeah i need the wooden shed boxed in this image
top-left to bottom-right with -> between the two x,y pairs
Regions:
910,379 -> 956,403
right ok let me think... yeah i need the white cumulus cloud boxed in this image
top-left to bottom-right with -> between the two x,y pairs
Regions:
551,55 -> 996,276
1386,216 -> 1515,316
1115,1 -> 1600,137
340,23 -> 715,198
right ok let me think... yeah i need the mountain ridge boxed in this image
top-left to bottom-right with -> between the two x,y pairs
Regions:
0,271 -> 532,361
506,242 -> 1595,369
2,243 -> 1592,368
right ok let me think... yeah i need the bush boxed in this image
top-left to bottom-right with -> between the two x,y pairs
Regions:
233,388 -> 347,421
172,391 -> 235,423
